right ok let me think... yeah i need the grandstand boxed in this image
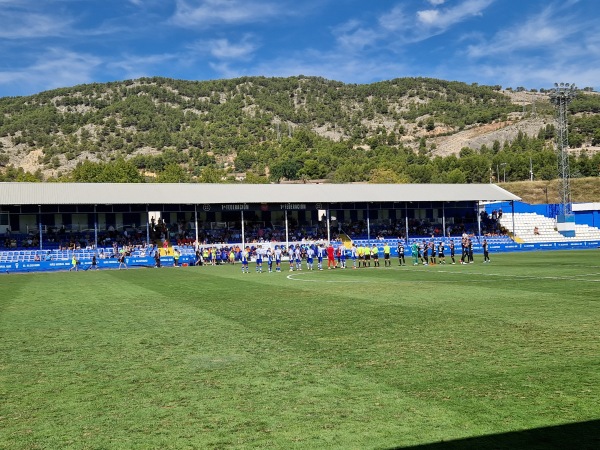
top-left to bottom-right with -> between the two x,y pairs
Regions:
2,182 -> 599,272
499,212 -> 600,243
0,247 -> 145,264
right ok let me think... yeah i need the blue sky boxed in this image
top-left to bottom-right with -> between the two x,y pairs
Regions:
0,0 -> 598,97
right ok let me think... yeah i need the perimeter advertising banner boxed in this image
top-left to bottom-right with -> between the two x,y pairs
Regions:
0,255 -> 198,273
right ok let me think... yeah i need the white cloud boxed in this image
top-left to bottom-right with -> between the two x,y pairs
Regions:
427,0 -> 446,5
378,5 -> 410,32
190,35 -> 259,60
0,10 -> 73,39
207,46 -> 410,85
333,5 -> 409,51
416,0 -> 495,30
333,21 -> 380,51
0,49 -> 102,94
170,0 -> 283,28
207,61 -> 240,79
334,0 -> 495,52
417,10 -> 440,25
0,2 -> 126,40
107,53 -> 181,80
466,60 -> 600,91
466,4 -> 591,58
209,38 -> 258,60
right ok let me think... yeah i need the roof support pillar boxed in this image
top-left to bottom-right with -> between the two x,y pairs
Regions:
94,205 -> 98,250
38,205 -> 43,251
326,206 -> 331,243
511,201 -> 516,236
285,210 -> 289,250
194,205 -> 198,247
405,203 -> 409,244
146,205 -> 151,248
477,201 -> 481,239
442,202 -> 446,240
241,210 -> 245,250
367,203 -> 370,243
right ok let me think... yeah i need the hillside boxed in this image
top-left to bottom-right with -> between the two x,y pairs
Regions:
0,76 -> 599,184
500,178 -> 600,204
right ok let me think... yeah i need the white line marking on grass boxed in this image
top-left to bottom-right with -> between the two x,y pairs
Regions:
286,270 -> 493,284
434,270 -> 600,283
286,272 -> 363,283
285,267 -> 600,284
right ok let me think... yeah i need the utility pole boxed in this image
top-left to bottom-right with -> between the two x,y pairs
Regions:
529,157 -> 533,181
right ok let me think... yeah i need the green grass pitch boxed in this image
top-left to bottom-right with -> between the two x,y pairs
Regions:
1,251 -> 599,449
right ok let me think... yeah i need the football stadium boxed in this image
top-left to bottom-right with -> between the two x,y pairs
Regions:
1,182 -> 599,449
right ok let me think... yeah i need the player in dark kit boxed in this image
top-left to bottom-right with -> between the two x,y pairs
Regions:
460,237 -> 467,264
468,239 -> 474,263
449,240 -> 456,264
483,238 -> 490,263
438,241 -> 445,264
397,241 -> 405,266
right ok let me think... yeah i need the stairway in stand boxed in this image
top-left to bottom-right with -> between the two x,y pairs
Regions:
339,233 -> 353,246
160,240 -> 172,256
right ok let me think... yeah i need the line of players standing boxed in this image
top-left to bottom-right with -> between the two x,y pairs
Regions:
236,237 -> 489,274
239,242 -> 397,274
197,235 -> 490,274
404,235 -> 489,266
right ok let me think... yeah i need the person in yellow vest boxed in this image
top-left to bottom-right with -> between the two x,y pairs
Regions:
357,245 -> 364,268
202,247 -> 209,263
383,242 -> 391,267
69,254 -> 78,272
371,244 -> 379,267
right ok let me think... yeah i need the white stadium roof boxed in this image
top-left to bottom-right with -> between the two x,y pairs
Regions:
0,182 -> 520,205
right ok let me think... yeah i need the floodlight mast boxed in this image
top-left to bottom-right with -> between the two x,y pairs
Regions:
549,83 -> 577,216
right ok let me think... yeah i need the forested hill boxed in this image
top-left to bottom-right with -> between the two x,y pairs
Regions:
0,76 -> 599,184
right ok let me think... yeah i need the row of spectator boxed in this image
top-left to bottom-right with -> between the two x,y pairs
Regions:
2,218 -> 507,250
